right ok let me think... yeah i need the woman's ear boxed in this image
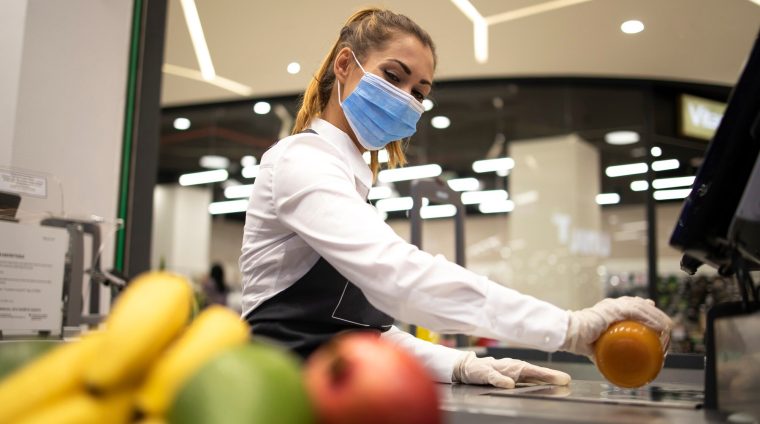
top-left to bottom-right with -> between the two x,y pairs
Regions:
333,47 -> 353,84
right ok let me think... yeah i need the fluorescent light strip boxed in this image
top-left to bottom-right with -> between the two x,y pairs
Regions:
180,0 -> 216,80
473,21 -> 489,63
605,162 -> 647,177
199,155 -> 229,169
630,180 -> 648,191
605,131 -> 639,145
375,197 -> 430,212
375,197 -> 414,212
447,177 -> 481,192
208,199 -> 248,215
450,0 -> 484,22
378,164 -> 442,183
654,188 -> 691,201
368,186 -> 392,200
242,165 -> 260,179
240,155 -> 257,167
479,199 -> 515,214
163,64 -> 253,96
652,176 -> 695,189
179,169 -> 228,186
362,150 -> 389,164
461,190 -> 508,205
652,159 -> 680,171
449,0 -> 488,63
224,184 -> 254,199
472,157 -> 515,173
596,193 -> 621,205
485,0 -> 595,25
421,204 -> 457,219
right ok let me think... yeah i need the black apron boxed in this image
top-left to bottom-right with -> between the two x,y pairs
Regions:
244,129 -> 394,359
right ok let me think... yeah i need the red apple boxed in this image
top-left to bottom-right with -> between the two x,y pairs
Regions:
304,331 -> 442,424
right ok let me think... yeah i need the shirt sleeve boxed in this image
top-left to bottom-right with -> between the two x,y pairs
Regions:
272,135 -> 570,351
381,325 -> 466,383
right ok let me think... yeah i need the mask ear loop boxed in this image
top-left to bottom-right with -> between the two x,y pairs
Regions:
350,50 -> 367,74
337,50 -> 366,107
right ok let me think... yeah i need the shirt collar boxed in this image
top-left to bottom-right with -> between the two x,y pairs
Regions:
309,118 -> 373,191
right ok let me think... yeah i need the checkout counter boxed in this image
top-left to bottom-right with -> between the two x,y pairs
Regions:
436,27 -> 760,423
439,349 -> 742,424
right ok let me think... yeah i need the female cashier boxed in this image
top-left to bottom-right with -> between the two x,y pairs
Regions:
239,8 -> 672,388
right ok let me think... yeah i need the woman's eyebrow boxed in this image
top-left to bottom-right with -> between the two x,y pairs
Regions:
389,58 -> 432,86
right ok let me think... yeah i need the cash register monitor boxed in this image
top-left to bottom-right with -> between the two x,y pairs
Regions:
669,28 -> 760,274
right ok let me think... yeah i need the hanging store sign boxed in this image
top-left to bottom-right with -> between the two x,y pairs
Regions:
680,94 -> 727,141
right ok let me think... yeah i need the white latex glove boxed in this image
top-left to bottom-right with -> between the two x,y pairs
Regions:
452,351 -> 571,389
561,296 -> 673,358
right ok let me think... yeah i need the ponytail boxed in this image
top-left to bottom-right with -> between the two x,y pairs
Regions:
292,8 -> 435,178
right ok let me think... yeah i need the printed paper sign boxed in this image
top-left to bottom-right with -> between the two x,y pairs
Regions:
0,169 -> 47,198
0,221 -> 67,335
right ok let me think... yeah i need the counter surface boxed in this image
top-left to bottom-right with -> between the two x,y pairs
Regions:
438,360 -> 739,424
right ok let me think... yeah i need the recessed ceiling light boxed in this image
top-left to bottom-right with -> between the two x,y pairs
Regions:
199,155 -> 229,169
621,20 -> 644,34
605,131 -> 640,145
650,146 -> 662,157
431,116 -> 450,129
422,99 -> 434,111
287,62 -> 301,74
173,117 -> 191,130
253,101 -> 271,115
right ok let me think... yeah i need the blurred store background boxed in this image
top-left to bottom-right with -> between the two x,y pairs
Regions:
153,0 -> 760,353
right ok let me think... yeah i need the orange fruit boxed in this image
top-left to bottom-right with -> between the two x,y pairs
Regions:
594,320 -> 664,388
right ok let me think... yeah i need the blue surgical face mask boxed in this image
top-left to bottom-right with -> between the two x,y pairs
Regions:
338,51 -> 425,151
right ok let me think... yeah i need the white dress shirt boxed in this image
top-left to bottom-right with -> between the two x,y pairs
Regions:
239,117 -> 570,382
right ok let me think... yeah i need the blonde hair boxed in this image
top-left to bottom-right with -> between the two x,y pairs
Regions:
292,8 -> 437,178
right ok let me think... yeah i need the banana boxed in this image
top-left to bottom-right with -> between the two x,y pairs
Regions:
85,271 -> 194,391
0,332 -> 103,423
135,418 -> 167,424
14,389 -> 134,424
136,305 -> 250,416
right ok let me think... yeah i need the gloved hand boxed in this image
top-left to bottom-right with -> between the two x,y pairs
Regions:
561,296 -> 673,358
452,351 -> 571,389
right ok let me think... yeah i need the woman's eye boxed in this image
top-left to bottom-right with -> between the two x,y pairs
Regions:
412,90 -> 424,102
384,70 -> 400,83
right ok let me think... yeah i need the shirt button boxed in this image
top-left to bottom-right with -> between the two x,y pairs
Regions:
544,335 -> 551,344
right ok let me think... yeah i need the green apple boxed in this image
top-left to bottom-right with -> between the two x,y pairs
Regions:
168,341 -> 314,424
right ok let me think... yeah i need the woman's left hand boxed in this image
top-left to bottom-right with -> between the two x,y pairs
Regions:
452,351 -> 571,389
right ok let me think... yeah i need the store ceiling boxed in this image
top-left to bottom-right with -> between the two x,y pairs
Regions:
158,0 -> 760,213
161,0 -> 760,106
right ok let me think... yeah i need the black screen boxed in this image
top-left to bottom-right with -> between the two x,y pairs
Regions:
670,28 -> 760,273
